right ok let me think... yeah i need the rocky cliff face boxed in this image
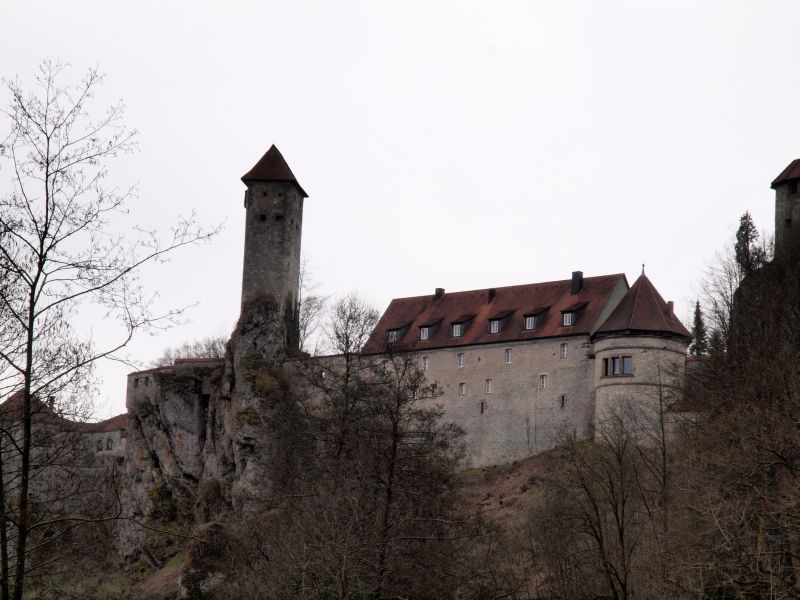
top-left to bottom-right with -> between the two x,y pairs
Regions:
119,296 -> 295,561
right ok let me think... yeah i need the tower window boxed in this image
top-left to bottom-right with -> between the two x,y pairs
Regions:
602,356 -> 634,376
274,214 -> 284,222
559,394 -> 566,409
786,218 -> 793,228
258,214 -> 267,222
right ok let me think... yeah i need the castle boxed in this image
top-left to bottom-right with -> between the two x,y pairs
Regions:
125,144 -> 695,468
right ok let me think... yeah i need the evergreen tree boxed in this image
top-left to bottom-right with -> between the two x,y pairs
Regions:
690,300 -> 708,356
734,212 -> 766,277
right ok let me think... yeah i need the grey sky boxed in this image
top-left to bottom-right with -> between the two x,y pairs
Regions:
1,1 -> 796,417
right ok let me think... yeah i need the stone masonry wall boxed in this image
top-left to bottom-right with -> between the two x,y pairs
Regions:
418,335 -> 596,467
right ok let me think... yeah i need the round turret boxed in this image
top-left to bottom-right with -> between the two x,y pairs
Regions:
591,274 -> 691,435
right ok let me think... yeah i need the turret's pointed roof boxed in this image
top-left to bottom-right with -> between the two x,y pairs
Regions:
241,145 -> 308,197
594,274 -> 690,339
771,158 -> 800,189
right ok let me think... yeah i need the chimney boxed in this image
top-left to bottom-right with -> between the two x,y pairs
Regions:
667,301 -> 674,315
434,287 -> 445,299
488,288 -> 496,301
570,271 -> 583,294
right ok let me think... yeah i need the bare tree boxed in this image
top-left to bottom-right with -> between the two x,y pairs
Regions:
297,257 -> 327,355
0,61 -> 216,600
150,335 -> 227,367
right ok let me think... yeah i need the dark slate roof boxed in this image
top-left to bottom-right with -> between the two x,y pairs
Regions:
593,274 -> 691,340
362,274 -> 627,354
771,158 -> 800,189
241,144 -> 308,197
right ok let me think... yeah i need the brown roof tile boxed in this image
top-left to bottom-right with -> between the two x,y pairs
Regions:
362,274 -> 627,354
594,274 -> 691,340
771,158 -> 800,189
241,145 -> 308,197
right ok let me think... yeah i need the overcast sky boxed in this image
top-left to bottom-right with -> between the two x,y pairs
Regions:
2,1 -> 798,417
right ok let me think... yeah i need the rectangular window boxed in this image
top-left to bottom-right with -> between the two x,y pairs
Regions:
489,320 -> 500,334
457,353 -> 464,368
452,323 -> 462,337
538,374 -> 547,390
602,358 -> 609,376
611,356 -> 621,375
524,315 -> 536,330
144,376 -> 149,387
485,379 -> 493,394
422,356 -> 429,371
134,378 -> 139,389
420,327 -> 429,341
382,360 -> 389,373
505,348 -> 512,364
562,312 -> 574,326
560,394 -> 566,409
459,382 -> 466,395
560,342 -> 568,358
388,330 -> 398,343
622,356 -> 633,374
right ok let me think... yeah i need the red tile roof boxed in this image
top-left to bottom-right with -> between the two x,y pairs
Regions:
362,274 -> 627,354
0,391 -> 127,435
594,274 -> 691,340
771,158 -> 800,189
241,144 -> 308,197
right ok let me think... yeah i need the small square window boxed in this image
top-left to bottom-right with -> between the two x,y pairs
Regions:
452,323 -> 462,337
504,348 -> 512,364
611,356 -> 621,375
560,343 -> 568,359
485,379 -> 493,394
459,382 -> 466,395
622,356 -> 633,374
422,356 -> 429,371
538,374 -> 548,390
420,327 -> 429,341
489,320 -> 500,334
524,316 -> 536,330
457,353 -> 464,368
562,312 -> 574,327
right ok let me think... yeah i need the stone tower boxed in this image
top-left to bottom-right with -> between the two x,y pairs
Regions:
771,158 -> 800,259
240,145 -> 308,326
591,274 -> 691,432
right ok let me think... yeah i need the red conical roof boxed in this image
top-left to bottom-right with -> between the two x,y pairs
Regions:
594,274 -> 690,340
241,145 -> 307,197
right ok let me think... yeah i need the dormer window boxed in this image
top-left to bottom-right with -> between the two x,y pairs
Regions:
388,330 -> 399,343
452,323 -> 462,337
562,312 -> 574,327
489,320 -> 500,334
420,327 -> 429,340
524,315 -> 536,330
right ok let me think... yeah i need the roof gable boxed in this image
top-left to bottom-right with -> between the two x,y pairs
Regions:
594,274 -> 691,340
362,274 -> 627,354
241,144 -> 308,197
771,158 -> 800,189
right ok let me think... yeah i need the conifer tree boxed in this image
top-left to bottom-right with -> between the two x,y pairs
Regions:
690,300 -> 708,356
734,212 -> 766,277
